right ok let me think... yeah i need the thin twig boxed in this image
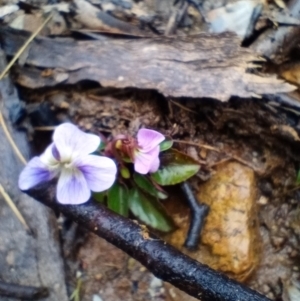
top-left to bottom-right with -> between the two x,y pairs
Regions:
0,111 -> 27,165
0,12 -> 53,166
33,126 -> 56,131
173,139 -> 220,152
208,155 -> 264,174
0,13 -> 53,80
168,98 -> 197,114
0,184 -> 30,231
230,155 -> 264,174
173,140 -> 264,173
208,157 -> 232,168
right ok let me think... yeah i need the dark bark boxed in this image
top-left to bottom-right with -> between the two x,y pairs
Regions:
25,184 -> 271,301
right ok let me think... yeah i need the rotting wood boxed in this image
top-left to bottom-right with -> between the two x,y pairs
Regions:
0,26 -> 294,102
25,183 -> 272,301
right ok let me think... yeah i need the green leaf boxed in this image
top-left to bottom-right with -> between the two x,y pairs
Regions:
151,149 -> 200,185
133,173 -> 168,199
128,188 -> 174,232
159,138 -> 173,152
107,183 -> 129,217
93,191 -> 107,203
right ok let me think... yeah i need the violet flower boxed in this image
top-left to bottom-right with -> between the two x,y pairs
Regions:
134,129 -> 165,174
18,123 -> 117,205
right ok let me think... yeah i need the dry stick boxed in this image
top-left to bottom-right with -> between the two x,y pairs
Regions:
0,13 -> 53,80
33,126 -> 56,131
0,12 -> 53,164
165,0 -> 188,36
0,184 -> 30,231
172,139 -> 220,152
168,98 -> 197,114
25,184 -> 271,301
173,140 -> 264,173
0,111 -> 26,165
0,13 -> 52,230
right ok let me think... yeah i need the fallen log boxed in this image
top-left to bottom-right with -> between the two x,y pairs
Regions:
0,26 -> 294,102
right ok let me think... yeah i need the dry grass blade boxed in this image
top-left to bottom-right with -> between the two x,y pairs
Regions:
0,12 -> 53,80
173,139 -> 220,152
0,12 -> 53,165
168,98 -> 197,114
0,184 -> 30,231
0,13 -> 53,231
0,110 -> 27,164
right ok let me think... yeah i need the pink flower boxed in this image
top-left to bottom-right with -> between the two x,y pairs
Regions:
134,129 -> 165,174
18,123 -> 117,205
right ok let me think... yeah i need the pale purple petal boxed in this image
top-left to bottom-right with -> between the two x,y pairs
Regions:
52,145 -> 60,161
18,157 -> 55,190
137,129 -> 165,152
149,156 -> 160,173
40,143 -> 59,167
134,146 -> 160,174
76,155 -> 117,192
56,169 -> 90,205
53,123 -> 100,161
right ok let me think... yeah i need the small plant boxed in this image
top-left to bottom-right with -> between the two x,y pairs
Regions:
19,123 -> 200,231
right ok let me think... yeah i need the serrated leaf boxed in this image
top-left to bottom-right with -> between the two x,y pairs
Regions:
128,188 -> 174,232
107,182 -> 129,217
159,138 -> 173,152
151,149 -> 200,185
133,173 -> 168,199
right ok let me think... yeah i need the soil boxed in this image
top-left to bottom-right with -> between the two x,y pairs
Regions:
1,1 -> 300,300
18,85 -> 300,301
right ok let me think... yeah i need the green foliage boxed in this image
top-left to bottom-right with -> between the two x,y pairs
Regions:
107,182 -> 129,217
128,188 -> 174,232
93,191 -> 106,203
152,149 -> 200,185
159,138 -> 173,152
133,173 -> 168,199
